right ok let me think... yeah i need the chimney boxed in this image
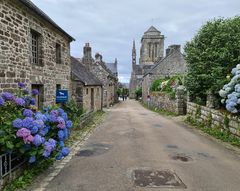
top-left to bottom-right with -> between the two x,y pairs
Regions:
166,45 -> 181,57
83,42 -> 92,58
95,53 -> 102,62
82,43 -> 92,70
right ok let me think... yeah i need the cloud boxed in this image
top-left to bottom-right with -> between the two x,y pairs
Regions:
32,0 -> 240,83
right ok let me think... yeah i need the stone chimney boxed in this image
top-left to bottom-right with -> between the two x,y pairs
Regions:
95,53 -> 102,62
82,43 -> 92,70
166,45 -> 181,57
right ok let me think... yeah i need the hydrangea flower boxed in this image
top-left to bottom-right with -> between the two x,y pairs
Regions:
50,110 -> 58,116
33,120 -> 44,129
58,130 -> 64,140
56,153 -> 63,160
61,147 -> 70,157
39,126 -> 49,136
0,96 -> 5,106
23,89 -> 29,95
58,108 -> 64,115
22,117 -> 34,129
16,128 -> 31,138
61,112 -> 68,121
18,82 -> 26,89
219,64 -> 240,113
12,118 -> 23,129
2,92 -> 14,101
31,126 -> 39,134
23,135 -> 34,144
66,120 -> 73,129
57,117 -> 66,129
23,109 -> 33,117
30,98 -> 36,105
29,155 -> 36,163
43,139 -> 56,158
59,141 -> 64,148
35,112 -> 48,122
15,98 -> 26,106
63,128 -> 69,139
32,89 -> 39,96
33,134 -> 44,147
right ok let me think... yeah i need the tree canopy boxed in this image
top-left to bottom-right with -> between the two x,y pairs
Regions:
184,16 -> 240,104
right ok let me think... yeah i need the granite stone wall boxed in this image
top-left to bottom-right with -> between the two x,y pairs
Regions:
0,0 -> 72,106
187,102 -> 240,138
145,86 -> 186,115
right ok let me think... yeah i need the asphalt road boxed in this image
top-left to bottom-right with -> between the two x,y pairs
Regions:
46,100 -> 240,191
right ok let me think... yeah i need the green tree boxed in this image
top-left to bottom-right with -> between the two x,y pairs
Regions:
184,16 -> 240,104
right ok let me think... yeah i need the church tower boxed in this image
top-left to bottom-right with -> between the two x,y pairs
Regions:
132,40 -> 136,69
139,26 -> 164,65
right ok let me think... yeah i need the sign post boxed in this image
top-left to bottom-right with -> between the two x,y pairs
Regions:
56,90 -> 68,103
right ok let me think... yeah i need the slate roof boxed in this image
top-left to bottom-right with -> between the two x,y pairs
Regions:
143,48 -> 185,77
71,57 -> 102,86
19,0 -> 75,41
133,64 -> 154,75
106,62 -> 118,76
97,61 -> 118,80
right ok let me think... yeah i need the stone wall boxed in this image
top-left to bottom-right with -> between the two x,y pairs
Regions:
145,86 -> 186,115
187,102 -> 240,138
0,0 -> 72,106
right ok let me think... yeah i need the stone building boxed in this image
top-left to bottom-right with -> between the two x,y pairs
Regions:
81,43 -> 118,107
129,26 -> 164,98
0,0 -> 74,108
71,57 -> 102,113
142,45 -> 186,102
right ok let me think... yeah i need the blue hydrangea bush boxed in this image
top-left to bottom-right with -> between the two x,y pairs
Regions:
219,64 -> 240,113
0,83 -> 72,163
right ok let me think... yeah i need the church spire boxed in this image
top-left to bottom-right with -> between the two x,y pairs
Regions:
132,40 -> 136,68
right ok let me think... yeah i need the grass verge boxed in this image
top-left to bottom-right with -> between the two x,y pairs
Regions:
3,111 -> 106,191
185,115 -> 240,148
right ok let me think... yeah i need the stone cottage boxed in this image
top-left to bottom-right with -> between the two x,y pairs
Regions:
0,0 -> 74,108
71,57 -> 102,113
81,43 -> 118,107
142,45 -> 186,102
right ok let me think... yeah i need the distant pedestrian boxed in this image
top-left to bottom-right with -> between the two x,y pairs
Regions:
122,94 -> 125,101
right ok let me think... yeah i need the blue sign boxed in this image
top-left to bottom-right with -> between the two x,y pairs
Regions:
56,90 -> 68,103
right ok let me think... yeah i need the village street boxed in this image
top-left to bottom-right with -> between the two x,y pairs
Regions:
41,100 -> 240,191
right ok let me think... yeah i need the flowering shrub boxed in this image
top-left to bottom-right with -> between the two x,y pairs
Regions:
0,83 -> 72,164
219,64 -> 240,113
150,76 -> 184,97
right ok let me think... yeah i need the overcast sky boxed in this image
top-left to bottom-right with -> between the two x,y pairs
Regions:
32,0 -> 239,83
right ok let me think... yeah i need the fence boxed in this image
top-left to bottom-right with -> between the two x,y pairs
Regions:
0,153 -> 25,189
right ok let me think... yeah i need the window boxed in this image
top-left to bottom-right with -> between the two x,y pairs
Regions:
56,43 -> 61,64
56,84 -> 61,90
86,88 -> 88,95
31,30 -> 40,65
